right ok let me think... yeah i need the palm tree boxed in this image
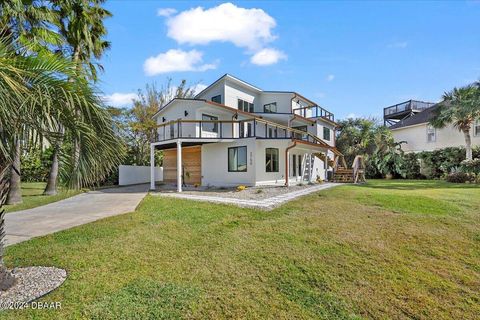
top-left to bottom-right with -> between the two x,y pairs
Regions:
430,83 -> 480,161
42,0 -> 112,191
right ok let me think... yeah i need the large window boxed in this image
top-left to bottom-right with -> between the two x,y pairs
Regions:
228,146 -> 247,172
238,99 -> 254,113
265,148 -> 279,172
239,122 -> 253,137
263,102 -> 277,113
427,125 -> 436,142
323,127 -> 331,141
475,120 -> 480,137
211,95 -> 221,103
202,114 -> 218,133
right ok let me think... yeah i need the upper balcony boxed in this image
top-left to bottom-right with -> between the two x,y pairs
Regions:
384,100 -> 435,119
292,105 -> 335,122
154,118 -> 330,148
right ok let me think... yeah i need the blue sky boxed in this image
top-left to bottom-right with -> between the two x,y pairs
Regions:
100,1 -> 480,120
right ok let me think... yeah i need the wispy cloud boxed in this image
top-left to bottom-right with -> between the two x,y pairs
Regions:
250,48 -> 287,66
157,8 -> 177,17
102,92 -> 138,107
387,41 -> 408,49
144,49 -> 217,76
326,74 -> 335,82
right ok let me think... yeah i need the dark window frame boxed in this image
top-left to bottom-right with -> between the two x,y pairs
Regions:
263,102 -> 277,113
297,154 -> 302,176
265,148 -> 279,173
323,127 -> 331,140
292,154 -> 297,176
202,114 -> 218,133
211,95 -> 221,103
238,98 -> 254,113
228,146 -> 247,172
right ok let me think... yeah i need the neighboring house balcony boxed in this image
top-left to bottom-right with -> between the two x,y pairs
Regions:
292,105 -> 335,122
384,100 -> 435,126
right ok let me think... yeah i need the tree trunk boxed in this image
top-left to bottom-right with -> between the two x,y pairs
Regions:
43,145 -> 60,195
0,164 -> 15,290
6,138 -> 22,205
463,129 -> 473,160
71,46 -> 82,189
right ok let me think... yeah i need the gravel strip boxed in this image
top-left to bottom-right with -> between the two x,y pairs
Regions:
0,267 -> 66,309
155,183 -> 317,200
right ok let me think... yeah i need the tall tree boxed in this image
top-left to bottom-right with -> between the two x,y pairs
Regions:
430,83 -> 480,160
45,0 -> 112,191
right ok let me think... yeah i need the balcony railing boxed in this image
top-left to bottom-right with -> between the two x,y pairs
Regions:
384,100 -> 435,116
292,105 -> 335,122
155,118 -> 329,147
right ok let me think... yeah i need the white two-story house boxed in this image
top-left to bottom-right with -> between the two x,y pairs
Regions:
150,74 -> 342,191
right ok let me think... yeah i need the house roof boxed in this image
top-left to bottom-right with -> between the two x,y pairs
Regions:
194,74 -> 263,98
389,104 -> 440,130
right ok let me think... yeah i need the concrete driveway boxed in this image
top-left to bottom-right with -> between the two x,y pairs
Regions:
5,184 -> 149,246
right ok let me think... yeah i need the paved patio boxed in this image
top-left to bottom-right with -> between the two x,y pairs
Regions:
5,184 -> 149,246
153,183 -> 338,210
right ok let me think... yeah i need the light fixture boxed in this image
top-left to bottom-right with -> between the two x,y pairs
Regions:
233,113 -> 238,120
162,117 -> 166,122
184,110 -> 189,116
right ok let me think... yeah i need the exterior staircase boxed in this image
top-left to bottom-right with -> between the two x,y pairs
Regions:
333,167 -> 354,183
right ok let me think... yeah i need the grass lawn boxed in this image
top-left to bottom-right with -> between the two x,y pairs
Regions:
2,180 -> 479,319
4,182 -> 83,213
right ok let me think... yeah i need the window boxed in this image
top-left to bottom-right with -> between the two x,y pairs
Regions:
266,148 -> 279,172
323,127 -> 331,141
239,122 -> 253,137
211,95 -> 221,103
297,155 -> 302,176
268,127 -> 277,138
238,99 -> 254,113
293,126 -> 307,140
228,146 -> 247,172
202,114 -> 218,133
475,120 -> 480,137
263,102 -> 277,113
292,155 -> 297,176
427,125 -> 436,142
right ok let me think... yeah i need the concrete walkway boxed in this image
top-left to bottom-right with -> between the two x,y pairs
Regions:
153,183 -> 338,210
5,184 -> 149,246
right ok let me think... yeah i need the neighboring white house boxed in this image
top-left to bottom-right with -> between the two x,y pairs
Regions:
387,103 -> 480,152
150,74 -> 342,191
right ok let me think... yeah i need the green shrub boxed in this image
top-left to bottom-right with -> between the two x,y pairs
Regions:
21,148 -> 53,182
460,158 -> 480,174
403,153 -> 423,179
418,147 -> 480,179
445,172 -> 473,183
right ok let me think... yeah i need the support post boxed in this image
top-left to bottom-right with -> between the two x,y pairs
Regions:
176,140 -> 182,192
150,144 -> 155,190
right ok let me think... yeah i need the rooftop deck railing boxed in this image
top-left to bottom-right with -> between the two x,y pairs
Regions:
292,105 -> 335,122
154,118 -> 329,147
384,100 -> 435,116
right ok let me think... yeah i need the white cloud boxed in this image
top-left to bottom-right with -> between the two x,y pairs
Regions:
388,41 -> 408,48
326,74 -> 335,82
250,48 -> 286,66
157,8 -> 177,17
346,113 -> 356,119
191,83 -> 208,94
165,3 -> 277,52
102,92 -> 137,107
144,49 -> 217,76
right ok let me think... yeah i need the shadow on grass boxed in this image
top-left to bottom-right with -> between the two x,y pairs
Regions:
356,180 -> 479,191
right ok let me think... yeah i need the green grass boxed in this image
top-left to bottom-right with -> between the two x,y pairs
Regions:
4,182 -> 83,213
1,180 -> 479,319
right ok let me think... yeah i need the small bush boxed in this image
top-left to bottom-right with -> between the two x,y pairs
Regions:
445,172 -> 473,183
460,158 -> 480,174
255,189 -> 263,194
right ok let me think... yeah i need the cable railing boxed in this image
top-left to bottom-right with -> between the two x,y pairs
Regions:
154,118 -> 330,147
292,105 -> 335,122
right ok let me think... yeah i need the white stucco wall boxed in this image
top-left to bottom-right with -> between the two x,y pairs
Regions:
391,123 -> 480,152
201,138 -> 257,187
119,165 -> 163,186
